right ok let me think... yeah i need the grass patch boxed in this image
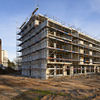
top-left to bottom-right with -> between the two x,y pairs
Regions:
13,89 -> 67,100
24,89 -> 68,97
29,89 -> 67,96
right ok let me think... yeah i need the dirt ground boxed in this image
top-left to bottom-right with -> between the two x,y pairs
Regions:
0,74 -> 100,100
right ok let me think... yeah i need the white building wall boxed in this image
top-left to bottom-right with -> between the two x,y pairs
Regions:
79,40 -> 84,44
2,50 -> 8,67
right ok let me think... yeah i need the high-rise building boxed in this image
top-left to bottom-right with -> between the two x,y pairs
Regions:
17,12 -> 100,79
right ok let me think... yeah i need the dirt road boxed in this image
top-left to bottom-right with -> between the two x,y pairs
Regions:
0,74 -> 100,100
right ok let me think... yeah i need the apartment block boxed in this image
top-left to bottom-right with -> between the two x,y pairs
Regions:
17,13 -> 100,79
2,50 -> 8,67
0,39 -> 2,65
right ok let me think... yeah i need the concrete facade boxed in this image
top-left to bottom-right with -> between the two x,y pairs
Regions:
2,50 -> 8,67
17,13 -> 100,79
0,39 -> 2,65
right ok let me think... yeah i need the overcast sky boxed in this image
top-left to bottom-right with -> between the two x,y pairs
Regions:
0,0 -> 100,61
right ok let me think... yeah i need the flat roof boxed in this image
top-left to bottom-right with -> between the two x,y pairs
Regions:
38,14 -> 100,43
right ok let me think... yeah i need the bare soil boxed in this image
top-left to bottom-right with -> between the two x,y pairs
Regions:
0,74 -> 100,100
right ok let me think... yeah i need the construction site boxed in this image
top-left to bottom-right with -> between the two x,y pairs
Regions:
17,8 -> 100,79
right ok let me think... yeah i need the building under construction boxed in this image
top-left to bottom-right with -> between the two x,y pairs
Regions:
17,10 -> 100,79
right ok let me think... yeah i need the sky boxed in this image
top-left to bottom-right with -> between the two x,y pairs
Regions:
0,0 -> 100,61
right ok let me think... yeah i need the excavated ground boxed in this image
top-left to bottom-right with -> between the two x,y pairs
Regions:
0,74 -> 100,100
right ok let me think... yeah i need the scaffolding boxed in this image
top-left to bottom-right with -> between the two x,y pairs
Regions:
17,11 -> 100,79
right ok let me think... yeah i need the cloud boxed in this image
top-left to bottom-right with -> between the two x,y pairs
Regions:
89,0 -> 100,13
0,0 -> 100,61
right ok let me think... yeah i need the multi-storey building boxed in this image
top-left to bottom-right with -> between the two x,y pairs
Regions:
2,50 -> 8,67
0,39 -> 2,65
17,12 -> 100,79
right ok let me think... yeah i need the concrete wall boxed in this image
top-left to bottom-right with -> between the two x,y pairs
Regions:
79,40 -> 84,44
22,59 -> 47,79
0,39 -> 2,65
21,19 -> 48,79
89,44 -> 93,47
80,48 -> 84,54
2,50 -> 8,67
80,57 -> 84,64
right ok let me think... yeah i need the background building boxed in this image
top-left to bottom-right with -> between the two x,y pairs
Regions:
17,11 -> 100,79
2,50 -> 8,67
0,39 -> 2,65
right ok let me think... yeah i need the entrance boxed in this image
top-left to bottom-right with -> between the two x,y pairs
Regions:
66,66 -> 70,75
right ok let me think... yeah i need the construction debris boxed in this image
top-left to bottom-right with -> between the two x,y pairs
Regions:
0,66 -> 18,74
